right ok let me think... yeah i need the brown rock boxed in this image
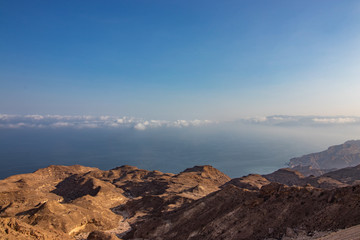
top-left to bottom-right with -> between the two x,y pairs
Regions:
0,164 -> 230,239
0,217 -> 72,240
87,230 -> 119,240
224,174 -> 270,190
126,183 -> 360,240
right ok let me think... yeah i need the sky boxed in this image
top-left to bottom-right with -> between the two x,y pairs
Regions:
1,0 -> 360,121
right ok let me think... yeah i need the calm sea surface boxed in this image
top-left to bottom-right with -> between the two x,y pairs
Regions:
0,124 -> 359,179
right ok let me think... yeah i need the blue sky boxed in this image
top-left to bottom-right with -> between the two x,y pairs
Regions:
1,0 -> 360,120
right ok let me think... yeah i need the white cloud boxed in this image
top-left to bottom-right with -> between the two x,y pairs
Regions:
134,123 -> 146,130
312,117 -> 358,124
5,122 -> 35,128
172,120 -> 189,127
51,122 -> 74,128
13,113 -> 360,129
77,123 -> 99,129
100,116 -> 111,121
148,120 -> 166,128
105,122 -> 119,128
243,115 -> 360,126
24,114 -> 44,120
116,118 -> 124,124
11,114 -> 212,130
0,114 -> 17,120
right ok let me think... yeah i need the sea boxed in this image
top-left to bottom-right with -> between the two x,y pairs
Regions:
0,123 -> 359,179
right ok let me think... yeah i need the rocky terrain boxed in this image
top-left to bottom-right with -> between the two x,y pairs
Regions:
2,141 -> 360,239
128,183 -> 360,240
0,164 -> 230,239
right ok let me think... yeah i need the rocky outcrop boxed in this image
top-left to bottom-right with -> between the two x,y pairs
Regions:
290,165 -> 332,177
223,174 -> 270,190
317,223 -> 360,240
261,168 -> 347,189
0,217 -> 72,240
263,168 -> 306,186
87,230 -> 118,240
109,165 -> 231,229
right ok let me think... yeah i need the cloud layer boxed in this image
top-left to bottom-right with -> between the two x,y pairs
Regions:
242,115 -> 360,126
0,114 -> 214,130
1,114 -> 360,130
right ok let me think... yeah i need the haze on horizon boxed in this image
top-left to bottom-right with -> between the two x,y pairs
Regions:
1,1 -> 360,120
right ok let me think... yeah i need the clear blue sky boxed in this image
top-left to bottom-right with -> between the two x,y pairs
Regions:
1,0 -> 360,120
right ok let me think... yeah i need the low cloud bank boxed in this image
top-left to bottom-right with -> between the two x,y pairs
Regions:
1,114 -> 359,130
242,115 -> 360,126
0,114 -> 214,130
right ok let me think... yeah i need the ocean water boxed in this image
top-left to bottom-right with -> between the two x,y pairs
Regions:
0,124 -> 359,179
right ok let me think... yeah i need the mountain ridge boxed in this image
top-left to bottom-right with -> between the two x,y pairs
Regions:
3,141 -> 360,239
289,140 -> 360,172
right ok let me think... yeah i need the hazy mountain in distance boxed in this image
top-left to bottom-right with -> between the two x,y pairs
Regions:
289,140 -> 360,172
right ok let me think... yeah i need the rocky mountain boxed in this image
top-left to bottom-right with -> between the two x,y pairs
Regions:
127,183 -> 360,240
223,174 -> 270,191
262,168 -> 348,189
289,165 -> 332,177
322,164 -> 360,185
3,142 -> 360,239
0,164 -> 230,239
289,140 -> 360,173
225,167 -> 350,191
